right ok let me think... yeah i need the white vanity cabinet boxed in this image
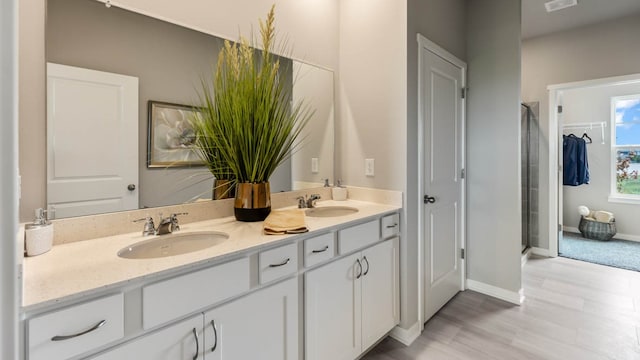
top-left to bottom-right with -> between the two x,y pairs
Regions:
305,237 -> 399,360
203,277 -> 299,360
89,315 -> 203,360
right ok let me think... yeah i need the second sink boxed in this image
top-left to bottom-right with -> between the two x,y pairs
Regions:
305,206 -> 359,218
118,231 -> 229,259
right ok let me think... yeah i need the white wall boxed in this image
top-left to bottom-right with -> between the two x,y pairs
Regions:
0,0 -> 19,357
561,82 -> 640,237
466,0 -> 522,296
522,12 -> 640,249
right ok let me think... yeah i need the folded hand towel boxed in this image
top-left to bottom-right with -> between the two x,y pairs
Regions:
594,210 -> 614,223
263,209 -> 309,235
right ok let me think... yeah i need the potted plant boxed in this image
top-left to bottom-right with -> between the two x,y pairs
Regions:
193,5 -> 311,221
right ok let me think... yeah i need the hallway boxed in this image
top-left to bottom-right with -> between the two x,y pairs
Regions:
363,256 -> 640,359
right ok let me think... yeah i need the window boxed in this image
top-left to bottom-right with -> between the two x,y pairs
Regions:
612,95 -> 640,201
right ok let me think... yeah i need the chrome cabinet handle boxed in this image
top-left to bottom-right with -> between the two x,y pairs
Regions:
386,223 -> 398,228
362,256 -> 370,276
210,320 -> 218,352
312,245 -> 329,254
192,328 -> 199,360
51,320 -> 106,341
269,258 -> 291,268
356,259 -> 363,279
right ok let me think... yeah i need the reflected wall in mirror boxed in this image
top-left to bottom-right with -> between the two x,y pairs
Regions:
42,0 -> 334,218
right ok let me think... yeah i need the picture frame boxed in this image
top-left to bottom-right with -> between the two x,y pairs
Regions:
147,100 -> 204,168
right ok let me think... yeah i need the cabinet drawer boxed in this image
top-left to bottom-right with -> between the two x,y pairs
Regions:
304,233 -> 335,268
338,220 -> 379,255
27,293 -> 124,360
381,213 -> 400,238
259,242 -> 298,284
143,257 -> 249,330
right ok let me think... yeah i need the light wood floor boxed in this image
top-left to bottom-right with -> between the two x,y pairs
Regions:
363,256 -> 640,360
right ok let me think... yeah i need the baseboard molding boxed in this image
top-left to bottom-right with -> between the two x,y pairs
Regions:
466,279 -> 522,305
531,247 -> 550,257
563,226 -> 640,243
521,248 -> 532,267
389,322 -> 421,346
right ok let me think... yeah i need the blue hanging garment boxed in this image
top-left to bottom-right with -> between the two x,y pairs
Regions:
563,134 -> 578,186
575,136 -> 590,185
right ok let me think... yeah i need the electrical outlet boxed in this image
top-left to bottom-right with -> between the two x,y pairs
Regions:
365,158 -> 375,177
311,158 -> 319,173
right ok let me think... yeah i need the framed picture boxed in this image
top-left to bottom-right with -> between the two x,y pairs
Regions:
147,101 -> 204,168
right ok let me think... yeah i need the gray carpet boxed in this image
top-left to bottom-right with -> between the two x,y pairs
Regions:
560,232 -> 640,272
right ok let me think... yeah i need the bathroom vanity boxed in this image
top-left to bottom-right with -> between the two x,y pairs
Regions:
21,198 -> 401,360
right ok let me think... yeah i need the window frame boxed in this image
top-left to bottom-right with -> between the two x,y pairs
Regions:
609,94 -> 640,204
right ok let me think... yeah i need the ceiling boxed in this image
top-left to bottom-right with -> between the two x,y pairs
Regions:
522,0 -> 640,39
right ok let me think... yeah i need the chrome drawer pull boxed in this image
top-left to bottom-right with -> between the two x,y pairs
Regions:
192,328 -> 199,360
362,256 -> 370,276
210,320 -> 218,352
51,319 -> 106,341
269,258 -> 291,268
386,223 -> 398,228
356,259 -> 363,279
312,245 -> 329,254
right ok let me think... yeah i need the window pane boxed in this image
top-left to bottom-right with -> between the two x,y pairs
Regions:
615,98 -> 640,146
616,150 -> 640,195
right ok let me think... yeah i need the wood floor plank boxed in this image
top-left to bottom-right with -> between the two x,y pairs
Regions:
362,255 -> 640,360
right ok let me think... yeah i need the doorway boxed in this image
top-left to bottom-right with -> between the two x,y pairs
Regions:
417,34 -> 466,325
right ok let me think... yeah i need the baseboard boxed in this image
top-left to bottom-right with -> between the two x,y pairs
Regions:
563,226 -> 640,243
521,247 -> 532,267
531,247 -> 550,257
466,279 -> 522,305
389,322 -> 421,346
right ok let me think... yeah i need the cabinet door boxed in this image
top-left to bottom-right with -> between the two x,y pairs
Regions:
305,253 -> 362,360
204,277 -> 299,360
90,315 -> 203,360
361,238 -> 400,350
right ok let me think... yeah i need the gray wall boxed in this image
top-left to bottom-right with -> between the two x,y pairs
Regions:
561,83 -> 640,237
406,0 -> 467,329
47,0 -> 221,209
522,12 -> 640,249
1,0 -> 19,357
466,0 -> 522,294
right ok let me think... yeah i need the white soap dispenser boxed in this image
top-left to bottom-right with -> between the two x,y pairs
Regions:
332,179 -> 348,201
25,208 -> 53,256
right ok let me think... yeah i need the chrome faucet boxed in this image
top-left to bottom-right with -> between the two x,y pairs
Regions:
296,194 -> 321,208
133,212 -> 188,236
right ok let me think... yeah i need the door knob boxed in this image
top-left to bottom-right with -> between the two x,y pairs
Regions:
424,195 -> 436,204
127,184 -> 136,191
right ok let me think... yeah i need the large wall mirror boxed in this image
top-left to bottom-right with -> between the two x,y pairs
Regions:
43,0 -> 334,219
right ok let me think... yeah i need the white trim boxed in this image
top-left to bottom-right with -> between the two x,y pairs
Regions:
531,247 -> 551,257
608,195 -> 640,205
416,33 -> 467,328
521,247 -> 532,267
563,226 -> 640,243
548,74 -> 640,260
466,280 -> 523,305
389,322 -> 421,346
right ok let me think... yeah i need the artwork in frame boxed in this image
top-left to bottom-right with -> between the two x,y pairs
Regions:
147,100 -> 204,168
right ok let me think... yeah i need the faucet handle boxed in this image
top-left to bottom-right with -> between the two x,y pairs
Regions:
133,216 -> 156,236
322,178 -> 330,187
169,212 -> 188,232
296,196 -> 307,208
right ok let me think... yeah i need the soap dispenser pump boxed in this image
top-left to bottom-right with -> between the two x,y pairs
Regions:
25,208 -> 54,256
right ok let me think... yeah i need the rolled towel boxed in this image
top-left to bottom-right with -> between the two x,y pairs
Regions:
594,210 -> 614,223
263,209 -> 309,235
578,206 -> 590,216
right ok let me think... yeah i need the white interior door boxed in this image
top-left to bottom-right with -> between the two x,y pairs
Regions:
418,36 -> 465,323
47,63 -> 138,218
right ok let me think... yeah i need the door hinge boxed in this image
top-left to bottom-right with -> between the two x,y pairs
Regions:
557,105 -> 563,113
461,168 -> 465,179
461,88 -> 467,99
460,248 -> 465,259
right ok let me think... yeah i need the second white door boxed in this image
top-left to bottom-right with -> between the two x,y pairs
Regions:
418,35 -> 465,322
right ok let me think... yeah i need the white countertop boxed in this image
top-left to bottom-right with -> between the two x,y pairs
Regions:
22,200 -> 400,311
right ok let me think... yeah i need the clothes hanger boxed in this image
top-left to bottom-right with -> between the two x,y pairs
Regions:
581,132 -> 592,143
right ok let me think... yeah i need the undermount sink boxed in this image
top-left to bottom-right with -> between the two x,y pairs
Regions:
118,231 -> 229,259
305,206 -> 359,218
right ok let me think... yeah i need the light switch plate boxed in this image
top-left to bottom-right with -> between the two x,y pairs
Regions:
311,158 -> 319,173
365,158 -> 375,177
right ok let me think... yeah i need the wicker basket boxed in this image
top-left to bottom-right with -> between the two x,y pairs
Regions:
578,216 -> 616,241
